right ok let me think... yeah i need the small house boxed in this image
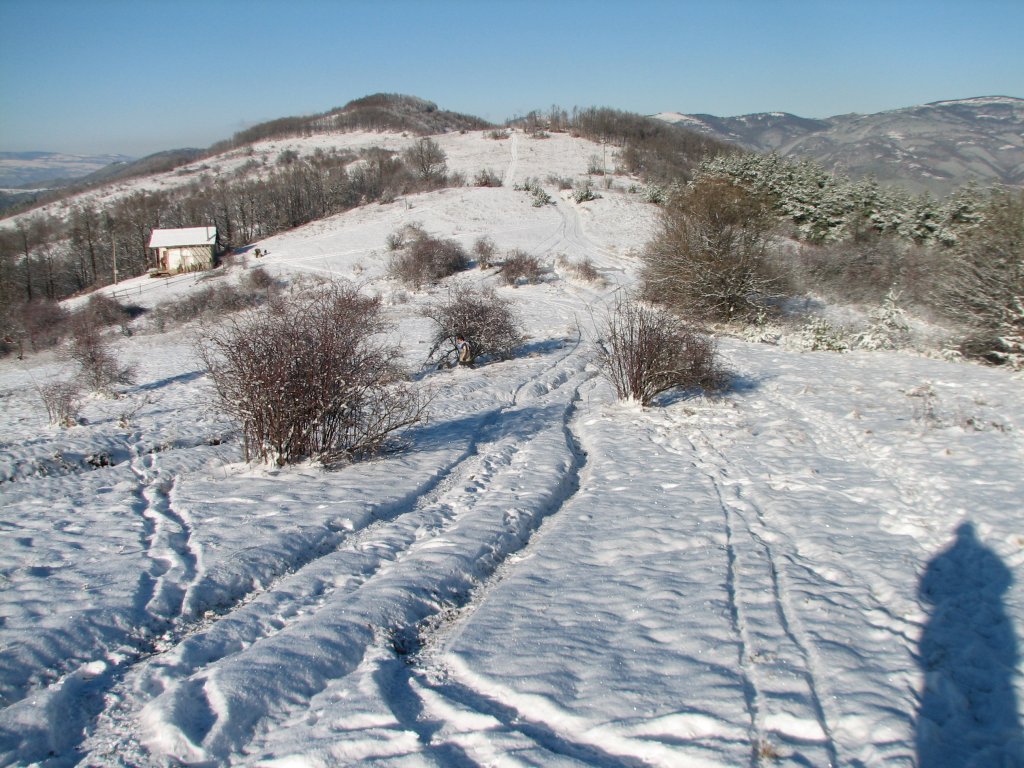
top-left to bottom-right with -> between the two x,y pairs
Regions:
148,226 -> 218,274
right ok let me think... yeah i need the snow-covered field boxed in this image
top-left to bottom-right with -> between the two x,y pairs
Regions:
1,130 -> 1022,767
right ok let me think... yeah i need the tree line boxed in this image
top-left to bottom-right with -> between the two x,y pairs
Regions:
641,153 -> 1024,367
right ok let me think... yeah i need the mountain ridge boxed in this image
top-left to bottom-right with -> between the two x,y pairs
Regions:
654,96 -> 1024,194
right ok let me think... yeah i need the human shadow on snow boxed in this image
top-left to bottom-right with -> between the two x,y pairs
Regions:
915,521 -> 1024,766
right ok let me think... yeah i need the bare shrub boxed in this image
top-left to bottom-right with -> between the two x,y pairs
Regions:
197,282 -> 427,465
240,265 -> 279,292
790,235 -> 911,305
38,379 -> 81,427
559,256 -> 603,284
149,281 -> 274,330
82,293 -> 144,328
422,281 -> 525,366
68,315 -> 135,395
6,299 -> 69,355
500,249 -> 543,286
387,226 -> 469,289
473,169 -> 502,187
473,236 -> 497,269
642,177 -> 777,323
595,295 -> 727,406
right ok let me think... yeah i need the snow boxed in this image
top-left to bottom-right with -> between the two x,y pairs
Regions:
2,129 -> 1023,767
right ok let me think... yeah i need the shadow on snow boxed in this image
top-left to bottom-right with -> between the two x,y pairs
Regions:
915,521 -> 1024,766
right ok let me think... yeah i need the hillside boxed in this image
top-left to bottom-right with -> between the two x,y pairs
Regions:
655,96 -> 1024,195
0,95 -> 493,215
0,127 -> 1022,767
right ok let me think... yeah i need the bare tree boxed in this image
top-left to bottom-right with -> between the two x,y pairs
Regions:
403,137 -> 448,185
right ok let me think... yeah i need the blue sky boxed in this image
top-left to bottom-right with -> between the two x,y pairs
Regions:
1,0 -> 1022,157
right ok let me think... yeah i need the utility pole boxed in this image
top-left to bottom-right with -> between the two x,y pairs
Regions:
106,213 -> 118,285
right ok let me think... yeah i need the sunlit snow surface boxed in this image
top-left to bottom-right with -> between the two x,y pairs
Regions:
1,131 -> 1022,767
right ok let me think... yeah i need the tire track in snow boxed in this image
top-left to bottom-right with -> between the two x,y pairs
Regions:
228,366 -> 596,766
653,412 -> 840,768
356,379 -> 597,766
76,337 -> 590,766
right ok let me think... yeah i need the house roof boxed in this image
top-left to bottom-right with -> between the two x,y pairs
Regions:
148,226 -> 217,248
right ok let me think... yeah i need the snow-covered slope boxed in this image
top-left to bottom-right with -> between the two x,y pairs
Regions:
1,130 -> 1022,767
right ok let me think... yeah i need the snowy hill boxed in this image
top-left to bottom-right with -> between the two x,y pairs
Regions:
1,128 -> 1022,767
656,96 -> 1024,195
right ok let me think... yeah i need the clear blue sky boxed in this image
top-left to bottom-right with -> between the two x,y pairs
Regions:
1,0 -> 1021,157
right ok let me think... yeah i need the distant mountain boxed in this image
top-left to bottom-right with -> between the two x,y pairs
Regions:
0,151 -> 134,189
654,96 -> 1024,195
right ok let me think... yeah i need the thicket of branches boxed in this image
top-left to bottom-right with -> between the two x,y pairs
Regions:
421,282 -> 524,367
386,224 -> 470,288
642,177 -> 778,322
197,282 -> 428,465
935,189 -> 1024,366
595,294 -> 727,406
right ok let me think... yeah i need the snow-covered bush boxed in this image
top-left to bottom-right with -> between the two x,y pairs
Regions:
473,168 -> 502,187
995,297 -> 1024,370
572,181 -> 600,203
558,256 -> 603,285
198,282 -> 427,465
856,289 -> 912,350
789,317 -> 850,352
640,183 -> 669,205
422,281 -> 524,366
595,295 -> 727,406
739,310 -> 783,345
472,236 -> 497,269
514,179 -> 553,207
